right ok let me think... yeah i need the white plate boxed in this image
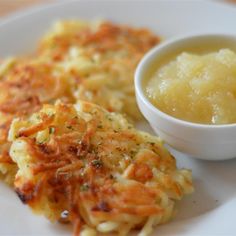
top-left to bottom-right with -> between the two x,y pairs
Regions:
1,0 -> 236,235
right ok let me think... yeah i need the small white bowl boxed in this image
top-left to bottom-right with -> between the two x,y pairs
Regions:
135,33 -> 236,161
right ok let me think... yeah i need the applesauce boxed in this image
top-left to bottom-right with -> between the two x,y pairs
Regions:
145,49 -> 236,124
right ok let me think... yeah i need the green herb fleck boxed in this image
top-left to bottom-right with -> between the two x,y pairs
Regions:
109,174 -> 114,179
66,125 -> 74,130
149,142 -> 155,146
130,150 -> 137,157
80,183 -> 89,191
49,127 -> 55,134
91,159 -> 103,168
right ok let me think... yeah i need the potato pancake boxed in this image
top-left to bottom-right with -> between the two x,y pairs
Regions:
39,20 -> 160,120
0,20 -> 159,184
9,101 -> 193,236
0,57 -> 75,184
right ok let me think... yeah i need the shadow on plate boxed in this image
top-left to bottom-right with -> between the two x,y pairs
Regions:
174,178 -> 218,221
174,154 -> 236,221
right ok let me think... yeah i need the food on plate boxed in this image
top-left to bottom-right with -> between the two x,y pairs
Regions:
39,20 -> 160,120
9,101 -> 193,236
145,49 -> 236,124
0,20 -> 160,184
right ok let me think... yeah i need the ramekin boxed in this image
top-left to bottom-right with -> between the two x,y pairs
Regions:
135,34 -> 236,160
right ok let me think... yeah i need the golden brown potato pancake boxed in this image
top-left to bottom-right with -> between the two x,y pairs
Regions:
9,101 -> 193,236
0,57 -> 74,184
39,20 -> 160,120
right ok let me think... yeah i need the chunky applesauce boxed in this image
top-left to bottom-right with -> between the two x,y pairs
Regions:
145,49 -> 236,124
